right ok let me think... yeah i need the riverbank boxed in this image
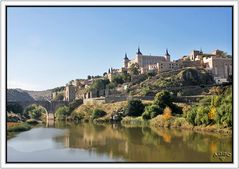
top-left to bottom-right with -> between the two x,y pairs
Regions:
7,120 -> 43,139
7,122 -> 32,139
120,115 -> 232,135
69,100 -> 232,135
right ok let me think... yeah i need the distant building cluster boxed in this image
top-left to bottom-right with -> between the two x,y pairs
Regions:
52,47 -> 232,102
51,79 -> 94,102
108,47 -> 232,84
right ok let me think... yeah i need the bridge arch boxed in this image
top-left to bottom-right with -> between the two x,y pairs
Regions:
23,104 -> 48,119
7,101 -> 69,118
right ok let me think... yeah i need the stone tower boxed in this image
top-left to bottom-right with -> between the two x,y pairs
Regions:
65,84 -> 76,102
165,49 -> 170,61
136,46 -> 142,55
123,53 -> 130,68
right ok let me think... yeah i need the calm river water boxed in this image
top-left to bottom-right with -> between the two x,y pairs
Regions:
7,122 -> 232,162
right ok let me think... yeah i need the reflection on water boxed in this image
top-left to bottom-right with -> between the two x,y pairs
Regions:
7,122 -> 232,162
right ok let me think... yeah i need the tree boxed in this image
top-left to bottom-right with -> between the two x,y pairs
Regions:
122,71 -> 131,82
154,90 -> 182,114
55,105 -> 70,120
92,109 -> 107,119
52,86 -> 65,92
208,106 -> 217,121
24,104 -> 47,120
154,90 -> 172,108
194,106 -> 209,126
186,106 -> 197,125
142,104 -> 163,120
111,75 -> 124,85
7,103 -> 23,115
129,63 -> 140,75
125,99 -> 145,117
53,93 -> 64,101
103,72 -> 107,76
90,79 -> 110,91
87,75 -> 92,80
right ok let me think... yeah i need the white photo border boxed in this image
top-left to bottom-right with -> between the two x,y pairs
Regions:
0,0 -> 238,169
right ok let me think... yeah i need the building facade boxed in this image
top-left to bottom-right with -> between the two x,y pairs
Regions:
65,85 -> 76,102
181,49 -> 232,83
203,57 -> 232,80
123,47 -> 175,74
125,47 -> 170,69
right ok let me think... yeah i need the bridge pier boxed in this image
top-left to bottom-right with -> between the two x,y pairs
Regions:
47,113 -> 55,120
7,101 -> 69,118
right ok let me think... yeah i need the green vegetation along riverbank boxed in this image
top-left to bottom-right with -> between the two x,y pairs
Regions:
7,85 -> 232,136
67,85 -> 232,134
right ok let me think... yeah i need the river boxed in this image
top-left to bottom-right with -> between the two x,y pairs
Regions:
7,122 -> 232,162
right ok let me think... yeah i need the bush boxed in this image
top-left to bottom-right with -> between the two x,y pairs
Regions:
71,111 -> 85,122
125,99 -> 145,117
121,116 -> 148,126
111,75 -> 124,85
89,79 -> 110,91
150,115 -> 175,128
69,99 -> 83,112
172,117 -> 187,127
7,112 -> 21,122
140,87 -> 152,96
55,106 -> 70,120
208,106 -> 217,121
92,109 -> 107,119
7,123 -> 31,132
142,111 -> 151,120
154,90 -> 182,114
24,104 -> 47,120
216,103 -> 232,127
26,119 -> 39,125
162,107 -> 172,120
185,86 -> 232,127
154,90 -> 171,108
186,106 -> 197,125
129,63 -> 140,75
7,103 -> 23,115
170,103 -> 182,114
142,105 -> 163,120
194,106 -> 209,126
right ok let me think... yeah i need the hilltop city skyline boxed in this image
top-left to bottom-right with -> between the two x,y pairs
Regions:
7,7 -> 232,90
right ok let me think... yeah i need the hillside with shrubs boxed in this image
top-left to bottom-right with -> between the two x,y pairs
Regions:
68,84 -> 232,133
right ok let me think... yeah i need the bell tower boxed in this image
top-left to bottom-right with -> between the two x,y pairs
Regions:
123,53 -> 130,68
165,49 -> 170,61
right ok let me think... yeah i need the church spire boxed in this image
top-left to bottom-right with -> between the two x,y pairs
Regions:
165,49 -> 170,56
165,49 -> 170,61
124,53 -> 128,60
137,46 -> 142,55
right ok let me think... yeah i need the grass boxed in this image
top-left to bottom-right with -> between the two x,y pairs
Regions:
149,115 -> 231,135
73,101 -> 128,121
121,116 -> 149,127
7,122 -> 32,139
150,115 -> 193,129
26,119 -> 40,125
7,122 -> 31,132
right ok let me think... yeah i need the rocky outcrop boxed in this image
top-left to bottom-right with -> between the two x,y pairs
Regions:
7,89 -> 35,102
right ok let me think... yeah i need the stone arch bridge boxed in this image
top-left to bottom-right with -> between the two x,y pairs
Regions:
7,100 -> 69,116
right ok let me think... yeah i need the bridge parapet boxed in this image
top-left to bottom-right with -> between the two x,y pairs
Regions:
7,100 -> 69,114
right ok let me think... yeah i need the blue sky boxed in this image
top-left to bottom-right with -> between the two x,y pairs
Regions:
7,7 -> 232,91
